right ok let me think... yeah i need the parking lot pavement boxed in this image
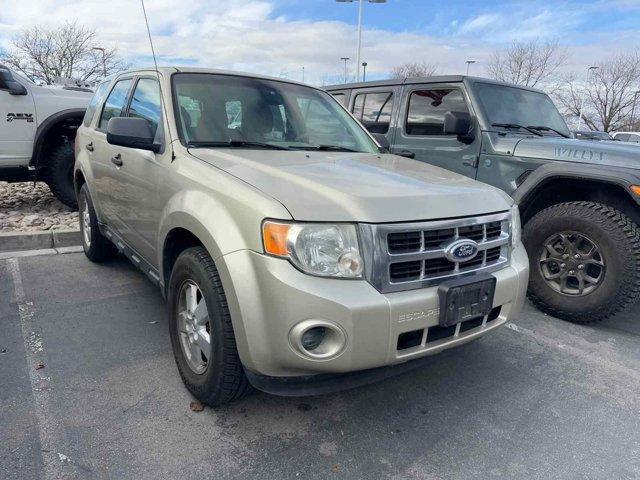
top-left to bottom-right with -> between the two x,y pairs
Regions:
1,253 -> 639,480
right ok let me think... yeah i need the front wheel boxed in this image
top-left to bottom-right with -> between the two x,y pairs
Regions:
523,201 -> 640,323
168,247 -> 250,406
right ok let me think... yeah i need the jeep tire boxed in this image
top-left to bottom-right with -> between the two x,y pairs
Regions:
45,141 -> 77,209
78,184 -> 118,262
524,201 -> 640,323
168,247 -> 251,407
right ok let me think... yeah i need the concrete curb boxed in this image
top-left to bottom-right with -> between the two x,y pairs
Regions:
0,229 -> 81,253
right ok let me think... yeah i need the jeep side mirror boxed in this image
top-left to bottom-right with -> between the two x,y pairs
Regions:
0,68 -> 28,96
106,117 -> 160,153
371,133 -> 390,153
443,111 -> 474,144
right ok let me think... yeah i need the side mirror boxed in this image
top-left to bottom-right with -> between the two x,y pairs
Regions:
371,133 -> 390,153
106,117 -> 160,152
0,68 -> 28,95
443,111 -> 475,144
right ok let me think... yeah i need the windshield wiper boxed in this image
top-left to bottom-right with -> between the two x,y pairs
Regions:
187,140 -> 290,150
298,145 -> 360,152
491,123 -> 543,137
527,125 -> 571,138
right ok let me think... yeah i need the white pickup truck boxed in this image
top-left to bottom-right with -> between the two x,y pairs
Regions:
0,64 -> 92,208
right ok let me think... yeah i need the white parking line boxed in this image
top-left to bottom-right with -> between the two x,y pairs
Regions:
7,258 -> 79,479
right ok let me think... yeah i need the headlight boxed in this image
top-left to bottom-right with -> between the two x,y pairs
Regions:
510,204 -> 521,247
262,221 -> 364,278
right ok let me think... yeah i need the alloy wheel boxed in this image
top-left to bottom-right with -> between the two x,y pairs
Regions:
81,196 -> 92,248
539,231 -> 605,296
177,280 -> 211,374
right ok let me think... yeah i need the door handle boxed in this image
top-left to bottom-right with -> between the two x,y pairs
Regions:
86,142 -> 94,152
111,153 -> 123,167
396,150 -> 416,159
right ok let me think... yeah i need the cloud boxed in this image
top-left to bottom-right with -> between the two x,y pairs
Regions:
0,0 -> 638,85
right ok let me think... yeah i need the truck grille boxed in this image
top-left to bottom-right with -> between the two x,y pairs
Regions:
360,212 -> 511,293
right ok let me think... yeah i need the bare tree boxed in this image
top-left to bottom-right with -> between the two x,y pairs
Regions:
555,52 -> 640,132
487,40 -> 566,88
390,62 -> 438,79
0,21 -> 126,84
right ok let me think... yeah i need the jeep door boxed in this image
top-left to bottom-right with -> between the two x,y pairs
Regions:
392,83 -> 480,178
347,85 -> 401,146
0,71 -> 35,166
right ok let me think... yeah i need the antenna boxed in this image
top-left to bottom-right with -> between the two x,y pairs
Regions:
140,0 -> 175,160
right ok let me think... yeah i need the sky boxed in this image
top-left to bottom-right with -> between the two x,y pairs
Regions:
0,0 -> 639,85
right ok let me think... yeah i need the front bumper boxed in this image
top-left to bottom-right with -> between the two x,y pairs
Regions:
217,242 -> 529,383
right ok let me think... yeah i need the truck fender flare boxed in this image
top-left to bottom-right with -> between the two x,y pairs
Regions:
512,162 -> 640,209
30,108 -> 86,169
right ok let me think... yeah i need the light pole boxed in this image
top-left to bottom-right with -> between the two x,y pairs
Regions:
576,66 -> 598,131
302,66 -> 305,83
362,62 -> 368,82
340,57 -> 350,83
465,60 -> 476,75
629,90 -> 639,131
336,0 -> 387,82
92,47 -> 107,78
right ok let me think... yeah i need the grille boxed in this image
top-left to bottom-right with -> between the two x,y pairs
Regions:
365,212 -> 511,293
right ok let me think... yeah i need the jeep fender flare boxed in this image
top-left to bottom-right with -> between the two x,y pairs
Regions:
30,108 -> 86,171
512,162 -> 640,214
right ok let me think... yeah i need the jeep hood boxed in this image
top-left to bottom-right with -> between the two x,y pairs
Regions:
189,149 -> 512,223
509,136 -> 640,168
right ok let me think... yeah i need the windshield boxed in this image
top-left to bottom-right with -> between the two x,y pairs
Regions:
474,82 -> 571,137
172,73 -> 378,153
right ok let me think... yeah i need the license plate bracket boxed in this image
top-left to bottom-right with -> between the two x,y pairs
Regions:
437,275 -> 496,327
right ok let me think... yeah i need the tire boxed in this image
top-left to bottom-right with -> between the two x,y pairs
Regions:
168,246 -> 251,407
45,141 -> 78,209
523,201 -> 640,323
78,184 -> 118,262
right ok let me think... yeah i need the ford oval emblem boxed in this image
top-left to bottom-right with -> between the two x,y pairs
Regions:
444,239 -> 479,263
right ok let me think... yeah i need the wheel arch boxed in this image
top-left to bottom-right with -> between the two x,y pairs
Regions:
513,163 -> 640,225
31,108 -> 86,175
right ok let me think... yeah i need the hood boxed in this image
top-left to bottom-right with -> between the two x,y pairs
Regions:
510,136 -> 640,168
189,149 -> 512,223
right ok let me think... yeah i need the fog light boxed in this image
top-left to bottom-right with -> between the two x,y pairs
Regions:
301,326 -> 326,351
289,320 -> 347,359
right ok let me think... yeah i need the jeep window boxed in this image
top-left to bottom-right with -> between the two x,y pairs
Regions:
128,78 -> 162,139
352,92 -> 393,134
475,83 -> 571,137
173,73 -> 378,153
83,81 -> 110,127
405,89 -> 468,136
98,78 -> 132,130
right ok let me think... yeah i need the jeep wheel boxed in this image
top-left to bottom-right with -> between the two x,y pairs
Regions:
78,184 -> 118,262
523,201 -> 640,323
168,247 -> 250,406
45,141 -> 77,209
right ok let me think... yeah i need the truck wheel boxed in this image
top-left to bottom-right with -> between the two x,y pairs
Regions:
78,184 -> 118,262
523,201 -> 640,323
45,141 -> 77,209
168,247 -> 250,407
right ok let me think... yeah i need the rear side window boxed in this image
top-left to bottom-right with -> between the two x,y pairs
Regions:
83,81 -> 110,127
406,89 -> 468,136
99,78 -> 133,130
128,78 -> 162,136
631,134 -> 640,143
352,91 -> 393,134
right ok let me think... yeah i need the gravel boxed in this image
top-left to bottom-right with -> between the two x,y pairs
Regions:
0,182 -> 78,233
